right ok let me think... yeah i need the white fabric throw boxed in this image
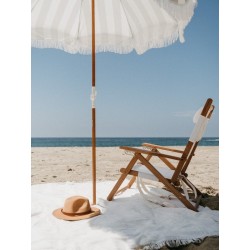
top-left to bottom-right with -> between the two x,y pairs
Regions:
32,181 -> 218,250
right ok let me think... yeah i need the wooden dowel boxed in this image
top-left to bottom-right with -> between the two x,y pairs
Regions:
92,108 -> 96,204
91,0 -> 96,205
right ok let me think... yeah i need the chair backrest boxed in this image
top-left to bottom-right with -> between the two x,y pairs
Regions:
171,98 -> 215,182
189,99 -> 214,143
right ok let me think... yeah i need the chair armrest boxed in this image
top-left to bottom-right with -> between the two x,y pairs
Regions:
120,146 -> 184,161
142,143 -> 184,154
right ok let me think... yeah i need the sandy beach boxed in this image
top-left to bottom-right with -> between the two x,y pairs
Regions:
31,146 -> 219,194
31,146 -> 219,249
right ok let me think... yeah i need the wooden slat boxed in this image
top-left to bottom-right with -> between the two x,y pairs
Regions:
120,146 -> 183,161
171,141 -> 194,182
142,143 -> 184,153
181,141 -> 198,174
120,168 -> 138,176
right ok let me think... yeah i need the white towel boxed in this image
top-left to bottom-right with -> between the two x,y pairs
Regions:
32,181 -> 219,250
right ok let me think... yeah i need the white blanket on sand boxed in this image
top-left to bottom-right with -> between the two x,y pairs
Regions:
32,181 -> 219,250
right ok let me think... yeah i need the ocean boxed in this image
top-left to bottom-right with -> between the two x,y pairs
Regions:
31,137 -> 219,147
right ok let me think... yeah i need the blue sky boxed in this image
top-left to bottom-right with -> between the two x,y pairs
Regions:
31,0 -> 218,138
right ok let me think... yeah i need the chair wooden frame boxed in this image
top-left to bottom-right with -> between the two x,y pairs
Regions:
107,98 -> 215,212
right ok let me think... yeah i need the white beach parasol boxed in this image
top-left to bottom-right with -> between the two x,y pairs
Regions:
31,0 -> 197,205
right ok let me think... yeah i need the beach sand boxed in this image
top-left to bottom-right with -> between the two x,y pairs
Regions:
31,146 -> 219,249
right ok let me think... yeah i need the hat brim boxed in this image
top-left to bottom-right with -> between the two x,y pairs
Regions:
53,207 -> 100,221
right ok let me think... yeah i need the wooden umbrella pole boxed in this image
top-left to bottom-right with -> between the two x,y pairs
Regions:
91,0 -> 96,205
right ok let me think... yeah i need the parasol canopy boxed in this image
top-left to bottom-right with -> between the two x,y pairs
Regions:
32,0 -> 197,54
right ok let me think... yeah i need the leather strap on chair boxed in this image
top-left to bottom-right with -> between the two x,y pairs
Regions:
179,174 -> 197,200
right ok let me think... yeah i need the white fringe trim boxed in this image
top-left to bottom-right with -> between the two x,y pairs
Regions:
31,28 -> 179,55
143,237 -> 205,249
31,39 -> 133,55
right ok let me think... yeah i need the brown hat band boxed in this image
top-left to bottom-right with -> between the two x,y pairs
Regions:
61,209 -> 91,216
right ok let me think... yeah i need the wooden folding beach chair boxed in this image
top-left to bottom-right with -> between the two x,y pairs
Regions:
107,98 -> 215,212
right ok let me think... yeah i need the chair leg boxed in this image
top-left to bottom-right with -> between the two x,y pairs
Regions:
107,155 -> 138,201
127,176 -> 137,188
115,176 -> 137,195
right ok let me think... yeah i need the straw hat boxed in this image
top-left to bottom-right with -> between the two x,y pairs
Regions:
53,196 -> 100,221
